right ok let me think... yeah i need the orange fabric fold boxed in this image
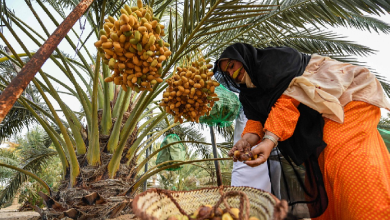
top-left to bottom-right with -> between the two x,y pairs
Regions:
241,94 -> 300,143
242,120 -> 264,142
314,101 -> 390,220
264,95 -> 300,141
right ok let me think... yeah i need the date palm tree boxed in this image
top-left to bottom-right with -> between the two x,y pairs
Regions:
0,0 -> 390,219
0,126 -> 61,208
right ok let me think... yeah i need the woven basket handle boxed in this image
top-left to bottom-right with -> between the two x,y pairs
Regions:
156,188 -> 250,220
214,190 -> 251,220
156,189 -> 191,217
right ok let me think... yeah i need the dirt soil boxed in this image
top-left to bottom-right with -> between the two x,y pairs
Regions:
0,204 -> 139,220
0,209 -> 309,220
0,204 -> 39,220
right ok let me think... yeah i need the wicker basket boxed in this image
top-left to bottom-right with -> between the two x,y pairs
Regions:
132,186 -> 279,220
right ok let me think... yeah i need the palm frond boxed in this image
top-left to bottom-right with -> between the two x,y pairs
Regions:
246,28 -> 390,94
39,0 -> 66,18
0,103 -> 36,143
153,117 -> 213,159
0,147 -> 57,206
0,149 -> 19,180
248,28 -> 376,56
201,0 -> 390,56
333,14 -> 390,34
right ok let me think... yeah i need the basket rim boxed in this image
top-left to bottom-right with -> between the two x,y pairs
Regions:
132,185 -> 280,220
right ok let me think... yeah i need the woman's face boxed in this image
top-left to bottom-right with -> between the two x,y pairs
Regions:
219,59 -> 246,82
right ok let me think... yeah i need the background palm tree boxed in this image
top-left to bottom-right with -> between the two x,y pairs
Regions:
0,0 -> 389,219
0,126 -> 61,208
152,143 -> 210,191
145,134 -> 232,191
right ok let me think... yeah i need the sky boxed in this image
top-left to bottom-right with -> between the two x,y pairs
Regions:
2,1 -> 390,132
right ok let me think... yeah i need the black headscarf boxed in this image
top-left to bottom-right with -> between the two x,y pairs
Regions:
214,43 -> 328,218
214,43 -> 310,122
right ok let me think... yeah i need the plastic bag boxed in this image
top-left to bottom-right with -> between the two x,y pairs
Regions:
199,85 -> 241,127
156,134 -> 186,171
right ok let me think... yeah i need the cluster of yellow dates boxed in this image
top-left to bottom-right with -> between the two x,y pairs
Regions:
94,0 -> 170,92
159,57 -> 220,124
167,205 -> 260,220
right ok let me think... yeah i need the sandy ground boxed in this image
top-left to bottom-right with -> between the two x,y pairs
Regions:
0,210 -> 137,220
0,206 -> 139,220
0,202 -> 305,220
0,203 -> 139,220
0,197 -> 139,220
0,207 -> 138,220
0,204 -> 39,220
0,209 -> 308,220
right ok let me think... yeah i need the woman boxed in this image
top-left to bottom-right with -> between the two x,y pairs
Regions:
213,43 -> 390,219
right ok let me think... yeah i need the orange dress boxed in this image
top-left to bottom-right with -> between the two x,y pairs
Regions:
243,94 -> 390,220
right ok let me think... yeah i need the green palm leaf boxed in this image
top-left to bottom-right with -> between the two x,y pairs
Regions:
155,119 -> 213,158
0,147 -> 57,206
0,149 -> 19,180
0,105 -> 36,143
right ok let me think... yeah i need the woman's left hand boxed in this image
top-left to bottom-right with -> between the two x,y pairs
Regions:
244,138 -> 275,167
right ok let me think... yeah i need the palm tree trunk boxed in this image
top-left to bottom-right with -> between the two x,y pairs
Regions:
210,126 -> 223,186
0,0 -> 95,124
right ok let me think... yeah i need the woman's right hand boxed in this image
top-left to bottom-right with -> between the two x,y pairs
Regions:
228,139 -> 252,162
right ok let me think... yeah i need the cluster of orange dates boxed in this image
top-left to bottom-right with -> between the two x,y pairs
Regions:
159,57 -> 220,123
94,0 -> 170,92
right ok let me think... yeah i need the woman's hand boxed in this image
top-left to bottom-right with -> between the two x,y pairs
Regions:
228,139 -> 251,162
228,133 -> 261,161
244,138 -> 274,167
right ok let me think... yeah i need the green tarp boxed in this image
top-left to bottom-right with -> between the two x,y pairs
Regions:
199,85 -> 241,127
156,134 -> 186,171
378,128 -> 390,153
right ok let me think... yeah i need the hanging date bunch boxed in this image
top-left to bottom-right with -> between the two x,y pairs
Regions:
160,56 -> 220,124
94,0 -> 171,92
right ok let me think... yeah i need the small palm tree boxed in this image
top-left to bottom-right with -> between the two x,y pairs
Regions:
0,126 -> 61,208
152,137 -> 230,191
158,159 -> 208,191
